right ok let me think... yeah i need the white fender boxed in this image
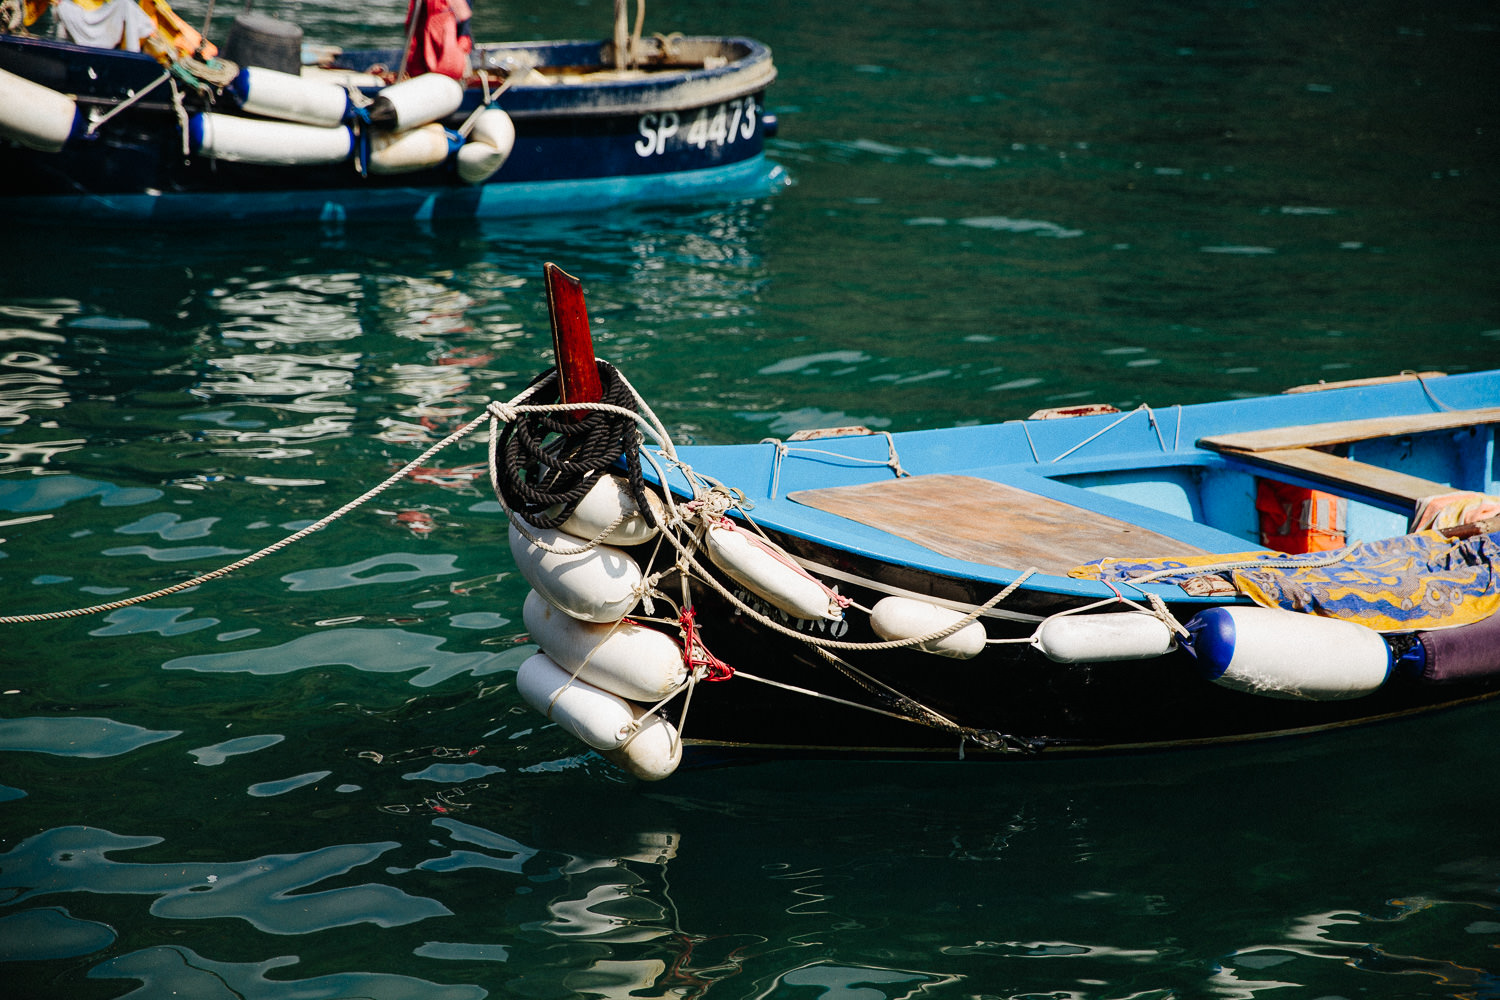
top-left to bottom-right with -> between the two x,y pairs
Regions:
516,652 -> 637,750
0,67 -> 85,152
523,590 -> 687,702
368,122 -> 454,174
1187,606 -> 1391,700
508,524 -> 642,623
455,107 -> 516,184
706,520 -> 843,621
188,113 -> 354,165
869,596 -> 986,659
230,66 -> 352,127
603,711 -> 682,781
1034,611 -> 1177,663
367,72 -> 464,131
557,474 -> 664,547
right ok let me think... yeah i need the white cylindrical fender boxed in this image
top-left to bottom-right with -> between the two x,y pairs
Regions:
603,710 -> 682,781
0,67 -> 85,152
455,107 -> 515,184
508,524 -> 642,623
516,652 -> 637,750
367,72 -> 464,131
368,122 -> 454,174
523,590 -> 687,702
1034,610 -> 1177,663
1187,606 -> 1392,700
188,113 -> 354,165
706,520 -> 843,621
869,596 -> 986,659
557,474 -> 664,547
229,66 -> 352,127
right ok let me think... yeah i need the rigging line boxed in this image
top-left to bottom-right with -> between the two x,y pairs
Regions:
653,508 -> 1039,653
1404,370 -> 1458,412
0,398 -> 503,624
1048,405 -> 1146,463
728,669 -> 942,727
810,644 -> 967,734
86,71 -> 170,134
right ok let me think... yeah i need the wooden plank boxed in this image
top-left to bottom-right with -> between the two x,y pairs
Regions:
787,474 -> 1208,574
1199,407 -> 1500,453
1211,448 -> 1450,508
1280,371 -> 1445,394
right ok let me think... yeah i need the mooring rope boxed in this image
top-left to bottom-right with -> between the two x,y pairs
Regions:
0,405 -> 501,624
493,363 -> 656,530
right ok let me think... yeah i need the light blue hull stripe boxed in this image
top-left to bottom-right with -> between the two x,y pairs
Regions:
16,157 -> 789,226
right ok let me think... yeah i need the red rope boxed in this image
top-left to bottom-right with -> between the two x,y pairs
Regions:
678,607 -> 734,681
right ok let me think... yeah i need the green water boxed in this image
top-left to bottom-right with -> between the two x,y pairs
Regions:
2,0 -> 1499,997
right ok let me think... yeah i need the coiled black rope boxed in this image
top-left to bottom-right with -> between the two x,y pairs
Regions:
493,361 -> 658,531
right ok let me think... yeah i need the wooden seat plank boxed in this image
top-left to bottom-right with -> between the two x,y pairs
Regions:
1212,447 -> 1451,508
1199,407 -> 1500,453
787,474 -> 1208,574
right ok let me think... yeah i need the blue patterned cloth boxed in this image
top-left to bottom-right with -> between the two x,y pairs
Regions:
1072,530 -> 1500,631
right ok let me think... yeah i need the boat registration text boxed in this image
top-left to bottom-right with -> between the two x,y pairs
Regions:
635,97 -> 759,157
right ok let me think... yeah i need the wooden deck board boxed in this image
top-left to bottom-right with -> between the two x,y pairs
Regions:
1199,406 -> 1500,453
787,474 -> 1209,574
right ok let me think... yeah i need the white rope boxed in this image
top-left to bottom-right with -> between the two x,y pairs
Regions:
0,387 -> 660,625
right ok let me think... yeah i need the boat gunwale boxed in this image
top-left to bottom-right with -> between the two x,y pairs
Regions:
649,371 -> 1499,605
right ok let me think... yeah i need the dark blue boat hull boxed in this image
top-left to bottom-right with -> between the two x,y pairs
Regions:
0,33 -> 783,224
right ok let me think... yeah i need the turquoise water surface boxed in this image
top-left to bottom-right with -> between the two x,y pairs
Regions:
2,0 -> 1499,997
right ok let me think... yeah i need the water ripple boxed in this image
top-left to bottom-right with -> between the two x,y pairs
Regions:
0,717 -> 180,757
1,826 -> 450,934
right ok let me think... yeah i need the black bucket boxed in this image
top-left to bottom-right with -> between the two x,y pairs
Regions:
221,12 -> 303,75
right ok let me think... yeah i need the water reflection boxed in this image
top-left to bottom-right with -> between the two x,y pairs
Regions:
162,627 -> 518,688
214,273 -> 365,347
89,947 -> 486,1000
1,826 -> 449,932
0,716 -> 180,757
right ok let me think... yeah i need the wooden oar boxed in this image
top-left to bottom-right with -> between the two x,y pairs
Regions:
543,262 -> 603,412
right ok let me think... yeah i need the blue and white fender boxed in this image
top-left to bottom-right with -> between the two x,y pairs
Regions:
1034,610 -> 1177,663
0,67 -> 86,152
456,107 -> 516,185
1186,605 -> 1391,700
188,113 -> 354,165
869,596 -> 986,659
229,66 -> 354,127
367,73 -> 464,131
523,590 -> 687,702
368,122 -> 458,174
508,524 -> 642,623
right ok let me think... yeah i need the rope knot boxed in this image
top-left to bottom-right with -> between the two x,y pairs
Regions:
678,606 -> 734,682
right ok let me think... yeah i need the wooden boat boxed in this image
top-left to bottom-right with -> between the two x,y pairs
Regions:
0,1 -> 781,225
498,269 -> 1500,778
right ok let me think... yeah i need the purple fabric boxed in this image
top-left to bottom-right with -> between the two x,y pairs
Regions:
1417,612 -> 1500,682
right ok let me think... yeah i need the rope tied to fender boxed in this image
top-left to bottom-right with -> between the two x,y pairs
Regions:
492,361 -> 657,532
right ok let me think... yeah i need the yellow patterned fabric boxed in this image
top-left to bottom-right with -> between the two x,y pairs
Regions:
1071,530 -> 1500,632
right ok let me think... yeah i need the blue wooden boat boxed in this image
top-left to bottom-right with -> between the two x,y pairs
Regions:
0,3 -> 781,225
500,268 -> 1500,777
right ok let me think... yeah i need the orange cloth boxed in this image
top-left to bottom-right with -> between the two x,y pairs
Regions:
404,0 -> 473,80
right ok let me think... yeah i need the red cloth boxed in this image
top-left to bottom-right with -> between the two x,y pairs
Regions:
404,0 -> 473,80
